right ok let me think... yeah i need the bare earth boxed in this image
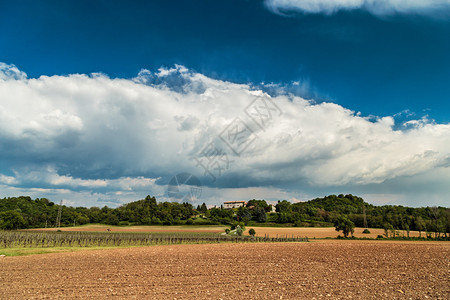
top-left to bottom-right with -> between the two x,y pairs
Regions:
1,240 -> 448,299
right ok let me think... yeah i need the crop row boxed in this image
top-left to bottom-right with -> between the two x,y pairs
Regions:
0,231 -> 308,248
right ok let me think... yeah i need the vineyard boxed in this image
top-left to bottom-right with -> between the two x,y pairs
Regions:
0,230 -> 308,248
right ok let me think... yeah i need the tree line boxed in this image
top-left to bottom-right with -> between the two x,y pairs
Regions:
0,194 -> 449,237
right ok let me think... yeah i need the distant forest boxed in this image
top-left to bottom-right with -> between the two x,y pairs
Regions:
1,195 -> 449,237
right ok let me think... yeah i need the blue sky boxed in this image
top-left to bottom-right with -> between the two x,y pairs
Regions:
1,0 -> 450,208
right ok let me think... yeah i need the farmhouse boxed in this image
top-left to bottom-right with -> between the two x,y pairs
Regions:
223,201 -> 246,209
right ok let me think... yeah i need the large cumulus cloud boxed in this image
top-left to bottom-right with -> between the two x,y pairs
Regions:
264,0 -> 450,17
1,62 -> 449,206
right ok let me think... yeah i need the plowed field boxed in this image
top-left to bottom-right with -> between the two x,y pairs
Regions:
1,240 -> 448,299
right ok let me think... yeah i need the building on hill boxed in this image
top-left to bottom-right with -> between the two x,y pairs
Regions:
223,201 -> 246,209
270,205 -> 276,213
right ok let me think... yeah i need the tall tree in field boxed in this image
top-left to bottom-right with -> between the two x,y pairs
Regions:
334,216 -> 355,238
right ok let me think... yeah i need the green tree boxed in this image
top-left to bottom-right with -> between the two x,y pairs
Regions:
276,200 -> 291,213
383,222 -> 394,238
0,210 -> 26,229
334,216 -> 355,238
414,216 -> 425,238
145,195 -> 157,207
247,199 -> 270,212
200,203 -> 207,214
445,208 -> 450,238
254,207 -> 267,222
249,228 -> 256,237
105,212 -> 119,225
429,206 -> 441,238
404,223 -> 410,238
277,212 -> 293,223
237,206 -> 251,224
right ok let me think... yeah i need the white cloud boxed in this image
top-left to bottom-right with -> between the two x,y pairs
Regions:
0,174 -> 18,185
0,184 -> 135,208
0,62 -> 27,81
8,166 -> 161,191
0,62 -> 449,206
264,0 -> 450,16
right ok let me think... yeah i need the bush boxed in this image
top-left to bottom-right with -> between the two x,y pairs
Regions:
236,225 -> 243,236
192,218 -> 219,225
225,228 -> 230,234
376,235 -> 384,239
362,228 -> 371,234
231,221 -> 245,231
151,217 -> 162,225
118,221 -> 130,226
185,218 -> 194,225
294,220 -> 303,227
173,217 -> 182,225
249,228 -> 256,236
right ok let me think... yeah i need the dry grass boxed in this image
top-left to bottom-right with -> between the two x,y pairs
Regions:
244,226 -> 423,238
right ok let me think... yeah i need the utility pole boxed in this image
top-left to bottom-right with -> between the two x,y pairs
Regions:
55,200 -> 63,229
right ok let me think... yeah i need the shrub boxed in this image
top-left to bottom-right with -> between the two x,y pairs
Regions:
249,228 -> 256,236
225,228 -> 230,234
376,235 -> 384,239
362,228 -> 371,234
192,218 -> 219,225
294,220 -> 303,227
231,221 -> 245,231
236,225 -> 243,236
151,217 -> 162,225
185,218 -> 194,225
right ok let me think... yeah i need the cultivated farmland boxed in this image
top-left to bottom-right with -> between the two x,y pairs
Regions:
0,230 -> 307,250
1,240 -> 448,299
28,224 -> 226,233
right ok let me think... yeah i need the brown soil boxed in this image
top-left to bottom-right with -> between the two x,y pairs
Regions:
1,240 -> 448,299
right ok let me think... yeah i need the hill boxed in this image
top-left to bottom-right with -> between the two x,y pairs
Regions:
0,195 -> 448,238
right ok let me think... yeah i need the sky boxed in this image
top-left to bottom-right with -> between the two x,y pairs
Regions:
0,0 -> 449,208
